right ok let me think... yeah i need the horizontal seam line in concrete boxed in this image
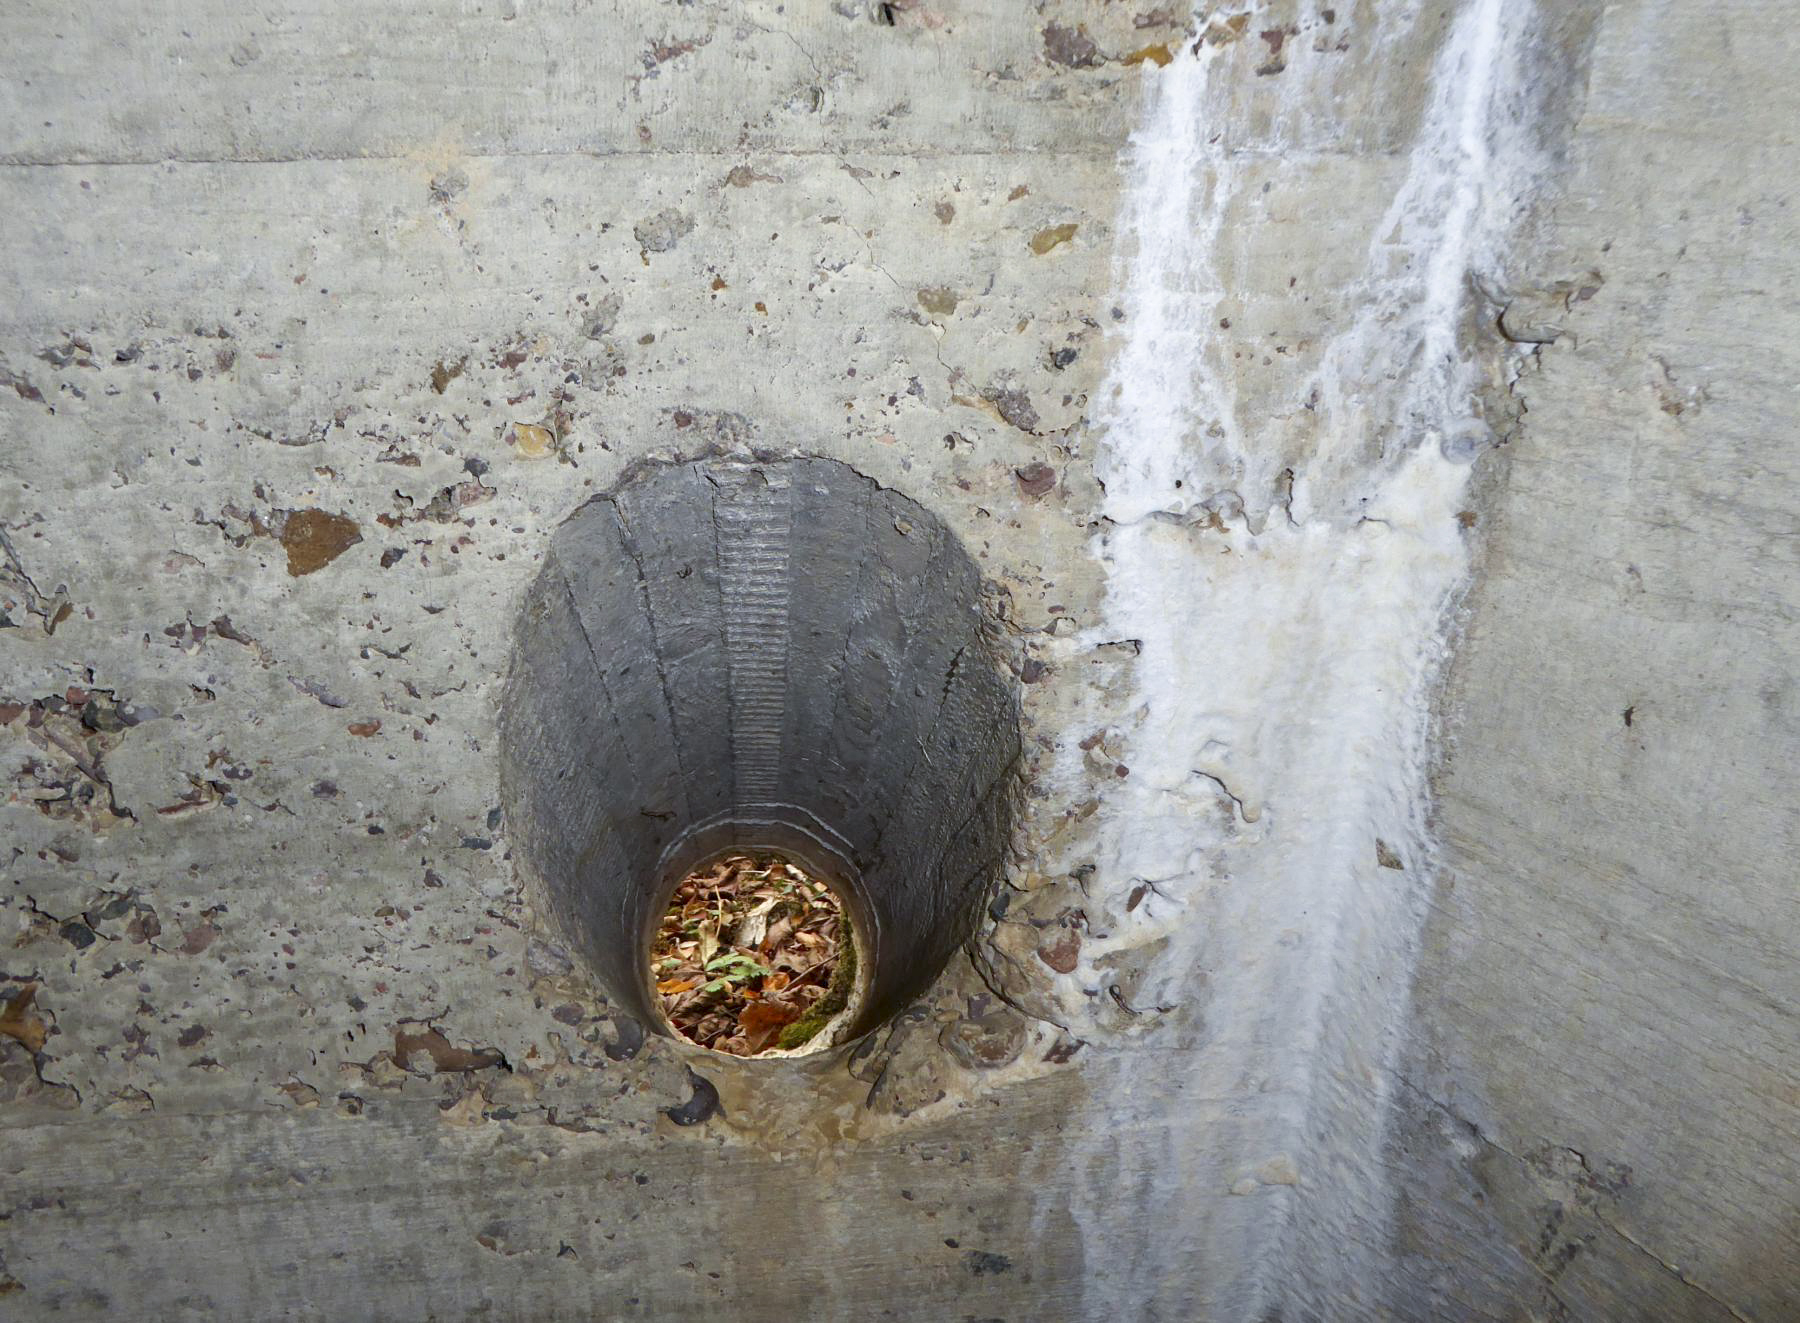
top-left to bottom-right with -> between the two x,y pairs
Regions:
0,144 -> 1122,170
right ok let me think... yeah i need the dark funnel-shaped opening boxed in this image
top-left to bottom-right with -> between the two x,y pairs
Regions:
499,456 -> 1020,1045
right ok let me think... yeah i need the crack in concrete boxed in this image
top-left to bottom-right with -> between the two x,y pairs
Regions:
779,29 -> 826,85
605,495 -> 703,832
968,942 -> 1076,1039
1396,1075 -> 1753,1323
1190,768 -> 1260,824
1584,1205 -> 1754,1323
0,527 -> 71,634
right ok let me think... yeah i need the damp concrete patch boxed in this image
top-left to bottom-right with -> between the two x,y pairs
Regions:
500,456 -> 1020,1041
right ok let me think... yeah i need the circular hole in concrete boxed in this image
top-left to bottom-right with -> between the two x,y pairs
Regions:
650,848 -> 862,1056
499,456 -> 1020,1048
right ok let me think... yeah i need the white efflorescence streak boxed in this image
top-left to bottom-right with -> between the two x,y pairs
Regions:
1066,0 -> 1540,1310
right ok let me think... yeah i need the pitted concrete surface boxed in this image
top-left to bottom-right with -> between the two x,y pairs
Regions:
2,3 -> 1797,1321
0,4 -> 1153,1315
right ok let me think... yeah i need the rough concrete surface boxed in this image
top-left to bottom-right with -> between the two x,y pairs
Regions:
1380,3 -> 1800,1319
0,2 -> 1795,1321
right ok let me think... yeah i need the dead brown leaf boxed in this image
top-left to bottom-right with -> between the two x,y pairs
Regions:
739,1000 -> 800,1053
0,984 -> 48,1052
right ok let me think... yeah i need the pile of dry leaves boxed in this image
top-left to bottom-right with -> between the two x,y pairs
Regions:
652,851 -> 853,1056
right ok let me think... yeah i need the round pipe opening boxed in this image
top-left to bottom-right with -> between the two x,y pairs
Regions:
648,845 -> 868,1056
499,457 -> 1020,1047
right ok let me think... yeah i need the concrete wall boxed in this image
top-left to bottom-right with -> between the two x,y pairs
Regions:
1380,3 -> 1800,1318
1,2 -> 1794,1321
0,3 -> 1148,1316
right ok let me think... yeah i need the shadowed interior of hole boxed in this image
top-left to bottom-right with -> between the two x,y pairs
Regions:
499,456 -> 1020,1043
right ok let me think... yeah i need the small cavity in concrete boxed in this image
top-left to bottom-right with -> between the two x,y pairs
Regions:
500,457 -> 1020,1044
